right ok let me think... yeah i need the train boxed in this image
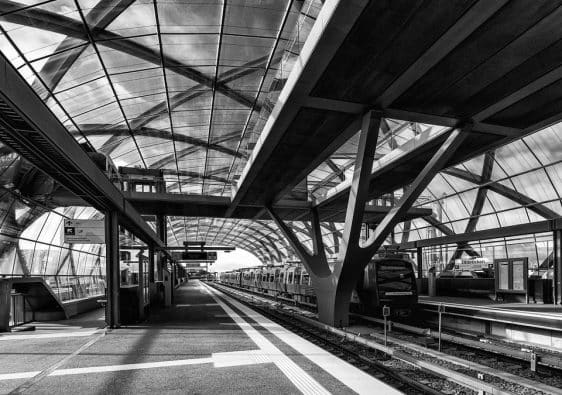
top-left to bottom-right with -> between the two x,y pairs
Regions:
218,252 -> 418,317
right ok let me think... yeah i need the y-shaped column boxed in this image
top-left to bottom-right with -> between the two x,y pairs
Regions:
270,110 -> 470,326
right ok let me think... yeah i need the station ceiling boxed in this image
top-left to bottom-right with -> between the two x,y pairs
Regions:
0,0 -> 562,266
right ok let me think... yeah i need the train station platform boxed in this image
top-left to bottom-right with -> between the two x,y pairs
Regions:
0,281 -> 399,395
420,295 -> 562,315
418,296 -> 562,349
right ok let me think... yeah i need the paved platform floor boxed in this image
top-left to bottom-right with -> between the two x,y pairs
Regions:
420,295 -> 562,315
0,281 -> 399,394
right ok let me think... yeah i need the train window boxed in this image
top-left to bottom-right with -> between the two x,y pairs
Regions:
302,274 -> 310,285
376,260 -> 413,292
288,272 -> 293,284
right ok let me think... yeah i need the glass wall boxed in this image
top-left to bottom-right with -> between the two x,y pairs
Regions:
418,232 -> 554,278
0,144 -> 106,302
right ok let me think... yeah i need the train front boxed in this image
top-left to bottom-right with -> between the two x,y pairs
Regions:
359,253 -> 418,318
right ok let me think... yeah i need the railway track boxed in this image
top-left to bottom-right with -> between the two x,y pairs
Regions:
211,282 -> 479,394
352,313 -> 562,394
211,281 -> 562,395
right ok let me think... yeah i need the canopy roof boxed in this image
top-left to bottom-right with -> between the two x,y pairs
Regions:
0,0 -> 321,196
0,0 -> 561,270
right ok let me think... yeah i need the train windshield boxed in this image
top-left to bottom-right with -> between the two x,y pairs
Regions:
376,260 -> 414,292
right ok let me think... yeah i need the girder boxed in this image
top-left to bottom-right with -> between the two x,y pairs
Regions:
0,0 -> 256,109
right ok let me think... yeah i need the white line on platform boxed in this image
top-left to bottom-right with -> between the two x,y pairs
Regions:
203,283 -> 402,395
0,330 -> 102,341
202,283 -> 330,395
0,350 -> 271,381
0,371 -> 41,381
50,357 -> 214,376
175,303 -> 219,307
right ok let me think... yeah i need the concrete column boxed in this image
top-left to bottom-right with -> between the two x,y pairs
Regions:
138,251 -> 145,320
156,214 -> 166,281
170,262 -> 176,304
105,211 -> 120,328
417,246 -> 423,279
272,119 -> 470,327
325,111 -> 383,326
554,230 -> 562,304
148,245 -> 155,283
0,280 -> 11,332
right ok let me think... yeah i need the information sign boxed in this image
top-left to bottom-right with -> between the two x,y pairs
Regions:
63,219 -> 105,244
495,257 -> 528,296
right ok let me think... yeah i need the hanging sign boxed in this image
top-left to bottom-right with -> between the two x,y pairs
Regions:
63,219 -> 105,244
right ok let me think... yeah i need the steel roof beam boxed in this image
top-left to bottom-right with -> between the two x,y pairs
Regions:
0,50 -> 164,247
442,165 -> 559,219
32,0 -> 135,94
227,0 -> 369,216
0,0 -> 255,109
81,127 -> 244,159
399,218 -> 562,250
376,0 -> 509,108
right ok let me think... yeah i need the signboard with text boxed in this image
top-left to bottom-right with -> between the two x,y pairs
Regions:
63,219 -> 105,244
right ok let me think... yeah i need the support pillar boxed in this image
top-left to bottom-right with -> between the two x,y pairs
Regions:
148,245 -> 155,283
147,244 -> 157,309
170,262 -> 176,304
138,250 -> 145,320
417,246 -> 423,278
554,230 -> 562,304
0,279 -> 11,332
271,114 -> 470,327
156,214 -> 166,281
105,211 -> 120,328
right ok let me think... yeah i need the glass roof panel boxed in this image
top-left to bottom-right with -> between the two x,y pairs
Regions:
98,36 -> 161,74
104,0 -> 156,37
523,124 -> 562,165
224,0 -> 287,37
157,0 -> 222,34
51,45 -> 104,92
494,139 -> 541,175
545,163 -> 562,198
501,169 -> 559,203
0,20 -> 85,63
161,34 -> 219,68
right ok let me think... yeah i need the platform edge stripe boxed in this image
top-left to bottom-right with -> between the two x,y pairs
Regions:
0,372 -> 41,381
202,283 -> 331,395
50,357 -> 214,376
203,283 -> 402,395
0,330 -> 101,341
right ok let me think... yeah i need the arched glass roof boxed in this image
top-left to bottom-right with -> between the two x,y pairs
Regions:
0,0 -> 561,271
0,0 -> 322,196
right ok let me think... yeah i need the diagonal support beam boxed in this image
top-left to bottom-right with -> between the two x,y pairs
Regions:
302,218 -> 334,256
443,161 -> 559,219
325,159 -> 345,182
362,127 -> 470,258
422,215 -> 479,259
267,206 -> 330,277
316,124 -> 470,327
447,152 -> 495,265
338,110 -> 382,265
33,0 -> 136,94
